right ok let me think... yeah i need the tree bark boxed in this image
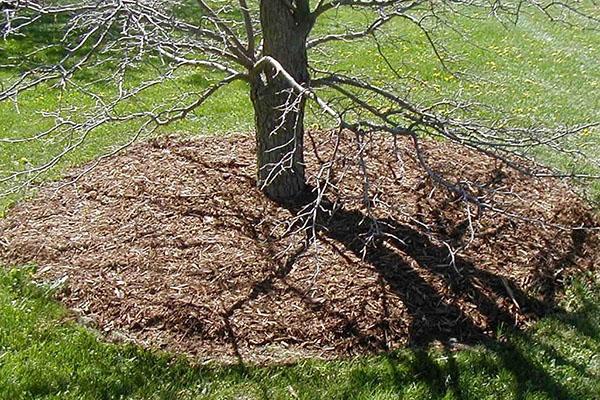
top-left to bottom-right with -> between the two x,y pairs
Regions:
251,0 -> 313,201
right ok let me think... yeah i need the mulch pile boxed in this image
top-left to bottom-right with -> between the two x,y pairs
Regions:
1,131 -> 598,364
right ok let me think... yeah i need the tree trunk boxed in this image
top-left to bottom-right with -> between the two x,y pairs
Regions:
251,0 -> 312,201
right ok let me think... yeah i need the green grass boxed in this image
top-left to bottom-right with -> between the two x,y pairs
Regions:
1,2 -> 600,399
1,267 -> 598,400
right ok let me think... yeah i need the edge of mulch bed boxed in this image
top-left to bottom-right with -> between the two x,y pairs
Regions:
1,131 -> 598,364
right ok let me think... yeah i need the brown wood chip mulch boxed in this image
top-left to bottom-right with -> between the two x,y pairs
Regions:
1,131 -> 598,364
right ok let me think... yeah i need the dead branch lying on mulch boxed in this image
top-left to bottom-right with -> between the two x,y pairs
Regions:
1,131 -> 598,364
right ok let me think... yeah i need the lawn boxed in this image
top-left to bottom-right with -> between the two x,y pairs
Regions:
0,2 -> 599,399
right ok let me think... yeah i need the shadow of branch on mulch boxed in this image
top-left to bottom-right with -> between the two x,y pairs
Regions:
314,200 -> 552,347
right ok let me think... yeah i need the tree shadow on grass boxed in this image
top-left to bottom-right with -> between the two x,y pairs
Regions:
0,14 -> 70,70
0,14 -> 154,82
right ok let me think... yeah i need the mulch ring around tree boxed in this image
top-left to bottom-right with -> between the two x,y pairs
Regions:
1,131 -> 598,364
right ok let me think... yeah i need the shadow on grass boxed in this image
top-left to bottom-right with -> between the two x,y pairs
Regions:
0,14 -> 69,71
0,14 -> 156,83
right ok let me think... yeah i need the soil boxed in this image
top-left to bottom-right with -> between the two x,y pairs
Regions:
1,131 -> 598,364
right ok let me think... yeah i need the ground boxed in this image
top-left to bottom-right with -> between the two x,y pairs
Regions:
2,132 -> 598,366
